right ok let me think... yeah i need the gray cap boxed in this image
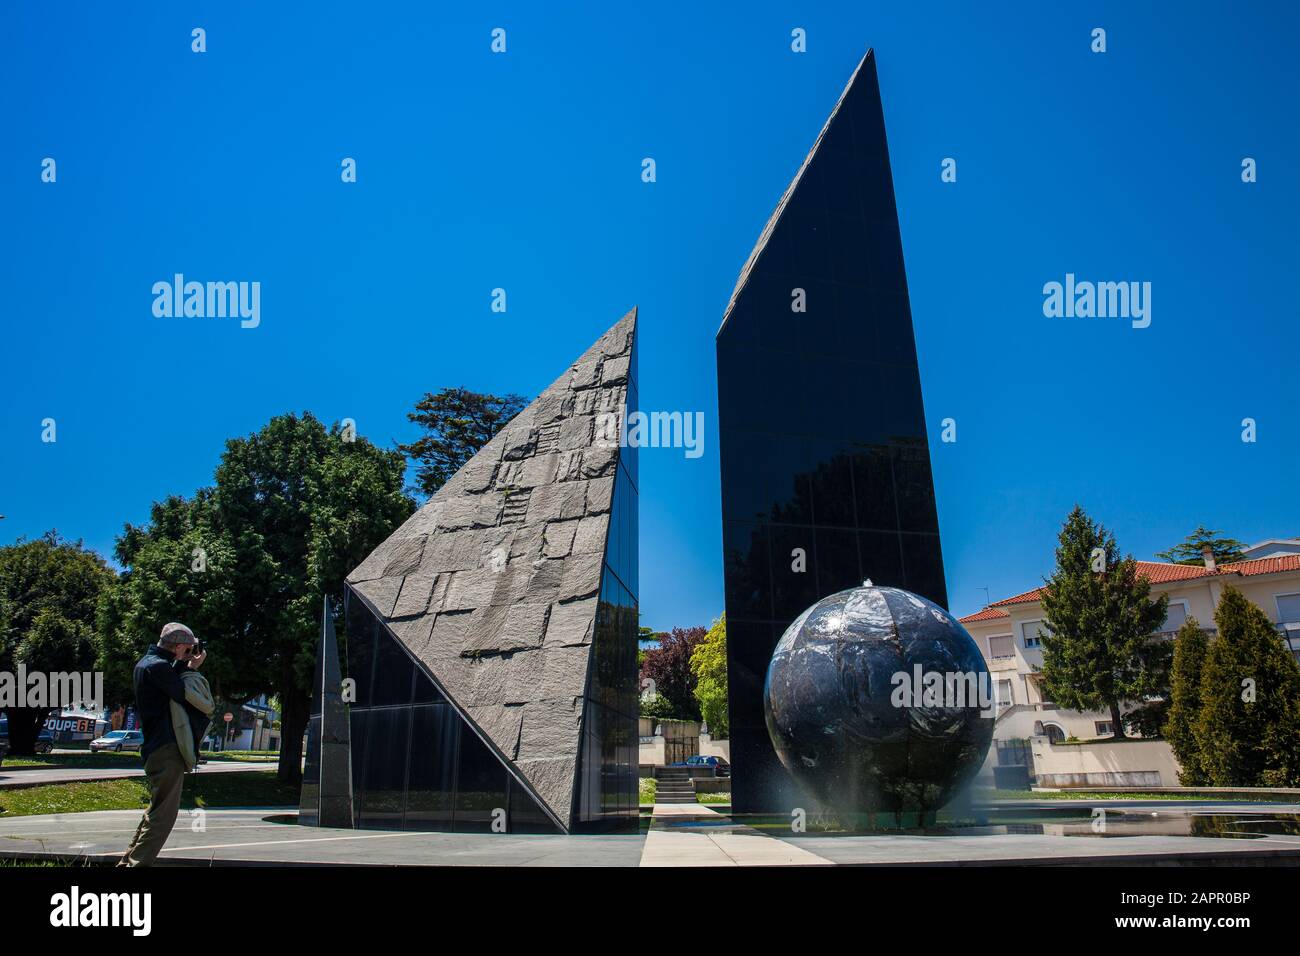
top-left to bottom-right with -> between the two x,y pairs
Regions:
159,622 -> 197,645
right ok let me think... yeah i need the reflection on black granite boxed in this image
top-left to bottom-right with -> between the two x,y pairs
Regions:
716,51 -> 947,814
318,588 -> 561,834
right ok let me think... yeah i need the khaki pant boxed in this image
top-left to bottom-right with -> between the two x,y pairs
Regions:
118,742 -> 187,867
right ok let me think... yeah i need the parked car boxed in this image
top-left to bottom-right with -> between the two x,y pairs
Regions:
90,730 -> 144,753
0,719 -> 55,755
672,754 -> 731,777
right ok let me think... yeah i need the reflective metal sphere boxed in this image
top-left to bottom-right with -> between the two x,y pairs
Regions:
764,582 -> 994,823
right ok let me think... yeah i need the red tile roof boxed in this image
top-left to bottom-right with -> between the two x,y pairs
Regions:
1219,554 -> 1300,577
957,554 -> 1300,625
959,607 -> 1011,623
989,586 -> 1046,608
1133,560 -> 1215,583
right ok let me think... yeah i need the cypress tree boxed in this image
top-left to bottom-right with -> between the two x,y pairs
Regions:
1195,587 -> 1300,786
1039,506 -> 1169,739
1164,617 -> 1209,784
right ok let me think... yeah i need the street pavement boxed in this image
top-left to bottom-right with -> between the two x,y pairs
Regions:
0,759 -> 276,788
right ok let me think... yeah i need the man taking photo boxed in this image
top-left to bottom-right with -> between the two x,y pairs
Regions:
118,621 -> 209,867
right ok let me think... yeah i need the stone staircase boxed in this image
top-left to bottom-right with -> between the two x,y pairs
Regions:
655,768 -> 697,804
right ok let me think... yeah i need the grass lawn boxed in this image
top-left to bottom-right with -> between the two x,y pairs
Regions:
2,752 -> 143,770
203,749 -> 278,757
697,792 -> 730,804
0,770 -> 299,818
0,857 -> 78,867
639,777 -> 656,804
199,752 -> 279,762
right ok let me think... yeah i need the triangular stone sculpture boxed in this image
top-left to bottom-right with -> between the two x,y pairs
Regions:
346,308 -> 637,830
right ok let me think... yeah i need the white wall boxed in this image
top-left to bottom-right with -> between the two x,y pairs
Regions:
639,736 -> 665,767
699,733 -> 730,762
1030,735 -> 1181,788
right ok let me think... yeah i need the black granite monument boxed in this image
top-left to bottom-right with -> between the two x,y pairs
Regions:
716,50 -> 947,814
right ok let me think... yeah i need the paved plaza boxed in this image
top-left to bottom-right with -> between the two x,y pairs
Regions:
4,800 -> 1300,866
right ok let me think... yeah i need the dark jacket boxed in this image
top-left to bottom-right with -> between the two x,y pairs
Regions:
132,644 -> 190,760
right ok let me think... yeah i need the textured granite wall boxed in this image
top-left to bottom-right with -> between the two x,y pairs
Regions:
346,308 -> 637,828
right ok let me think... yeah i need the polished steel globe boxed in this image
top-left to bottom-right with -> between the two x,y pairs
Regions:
763,582 -> 994,824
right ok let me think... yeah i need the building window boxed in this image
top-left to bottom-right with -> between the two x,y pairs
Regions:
1276,593 -> 1300,625
1021,620 -> 1047,649
987,634 -> 1014,659
1163,601 -> 1189,632
1028,674 -> 1055,709
1276,594 -> 1300,664
996,679 -> 1014,708
1094,721 -> 1113,736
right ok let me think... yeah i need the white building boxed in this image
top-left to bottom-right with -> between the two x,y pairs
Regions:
1241,537 -> 1300,560
960,552 -> 1300,747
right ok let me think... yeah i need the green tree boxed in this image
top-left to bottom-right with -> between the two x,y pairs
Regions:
95,493 -> 259,713
639,626 -> 705,720
1156,526 -> 1245,566
639,693 -> 677,720
0,533 -> 115,755
690,614 -> 729,738
637,625 -> 658,670
1038,506 -> 1170,740
398,387 -> 527,498
99,413 -> 414,784
1164,617 -> 1210,784
1194,587 -> 1300,786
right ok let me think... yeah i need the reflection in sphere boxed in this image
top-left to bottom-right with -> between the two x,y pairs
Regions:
764,582 -> 993,826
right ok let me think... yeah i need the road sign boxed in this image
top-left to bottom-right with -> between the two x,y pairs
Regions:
223,712 -> 233,723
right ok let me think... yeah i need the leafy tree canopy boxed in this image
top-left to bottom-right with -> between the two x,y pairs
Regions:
98,412 -> 414,783
639,626 -> 706,721
690,614 -> 728,738
0,532 -> 115,754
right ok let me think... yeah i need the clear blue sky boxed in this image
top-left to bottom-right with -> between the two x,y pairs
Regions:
2,2 -> 1297,629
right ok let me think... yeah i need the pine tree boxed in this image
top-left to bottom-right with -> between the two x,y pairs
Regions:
1038,506 -> 1170,739
1195,587 -> 1300,786
1156,526 -> 1245,566
1164,617 -> 1210,784
398,387 -> 527,498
